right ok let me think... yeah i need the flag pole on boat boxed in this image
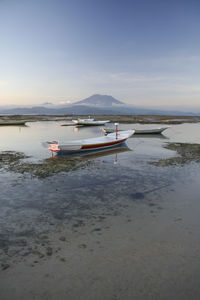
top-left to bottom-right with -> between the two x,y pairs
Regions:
115,123 -> 119,139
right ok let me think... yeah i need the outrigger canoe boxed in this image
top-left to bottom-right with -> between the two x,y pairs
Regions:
47,130 -> 134,153
102,127 -> 169,135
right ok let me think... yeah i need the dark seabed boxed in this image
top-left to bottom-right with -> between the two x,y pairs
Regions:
0,121 -> 200,300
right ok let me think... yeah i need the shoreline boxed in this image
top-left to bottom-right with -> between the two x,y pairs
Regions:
1,114 -> 200,124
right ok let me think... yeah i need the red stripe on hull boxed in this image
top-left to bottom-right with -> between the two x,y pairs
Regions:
81,139 -> 126,150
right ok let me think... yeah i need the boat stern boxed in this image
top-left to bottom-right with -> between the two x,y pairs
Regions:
48,142 -> 60,153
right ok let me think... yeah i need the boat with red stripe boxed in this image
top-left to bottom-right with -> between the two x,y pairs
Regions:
47,130 -> 134,154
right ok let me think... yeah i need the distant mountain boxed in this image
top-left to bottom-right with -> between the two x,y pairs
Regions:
0,94 -> 198,115
74,94 -> 124,106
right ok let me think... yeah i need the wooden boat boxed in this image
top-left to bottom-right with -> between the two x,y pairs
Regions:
0,121 -> 26,126
102,127 -> 169,135
47,130 -> 134,153
72,118 -> 110,126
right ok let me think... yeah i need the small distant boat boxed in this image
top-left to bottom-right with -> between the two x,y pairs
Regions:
72,118 -> 110,126
0,121 -> 26,126
47,130 -> 134,153
102,127 -> 169,135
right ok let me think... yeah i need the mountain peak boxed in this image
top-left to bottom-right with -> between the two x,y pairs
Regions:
75,94 -> 124,106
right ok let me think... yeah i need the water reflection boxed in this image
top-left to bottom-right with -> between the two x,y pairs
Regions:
0,122 -> 199,162
73,125 -> 102,133
55,144 -> 131,164
1,120 -> 200,283
132,133 -> 168,139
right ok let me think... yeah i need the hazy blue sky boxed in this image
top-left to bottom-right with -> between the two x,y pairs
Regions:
0,0 -> 200,108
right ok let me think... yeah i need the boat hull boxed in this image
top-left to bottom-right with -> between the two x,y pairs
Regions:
47,130 -> 134,153
102,127 -> 169,135
81,138 -> 127,150
73,119 -> 110,126
49,138 -> 127,153
57,143 -> 130,157
57,140 -> 127,155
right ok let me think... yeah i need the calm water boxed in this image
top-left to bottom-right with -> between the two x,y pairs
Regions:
0,121 -> 200,231
1,121 -> 200,299
0,121 -> 200,161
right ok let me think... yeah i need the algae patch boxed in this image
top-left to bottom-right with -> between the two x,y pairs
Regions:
0,151 -> 89,178
151,143 -> 200,166
0,151 -> 27,164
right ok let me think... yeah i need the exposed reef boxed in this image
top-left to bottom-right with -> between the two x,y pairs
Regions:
0,151 -> 89,178
151,143 -> 200,166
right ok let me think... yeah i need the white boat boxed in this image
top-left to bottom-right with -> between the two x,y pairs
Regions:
72,118 -> 110,126
47,130 -> 134,153
102,127 -> 169,135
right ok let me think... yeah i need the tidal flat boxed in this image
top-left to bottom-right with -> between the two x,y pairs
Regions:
1,114 -> 200,124
0,117 -> 200,300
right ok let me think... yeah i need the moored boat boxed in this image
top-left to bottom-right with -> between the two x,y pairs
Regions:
47,130 -> 134,153
102,127 -> 169,135
72,118 -> 110,126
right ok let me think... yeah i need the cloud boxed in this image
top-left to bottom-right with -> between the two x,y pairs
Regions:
59,100 -> 71,105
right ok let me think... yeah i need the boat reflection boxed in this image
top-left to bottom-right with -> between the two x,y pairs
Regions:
73,125 -> 84,132
51,144 -> 131,163
132,134 -> 168,139
73,125 -> 102,132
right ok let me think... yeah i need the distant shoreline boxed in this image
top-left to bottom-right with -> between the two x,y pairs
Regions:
0,114 -> 200,124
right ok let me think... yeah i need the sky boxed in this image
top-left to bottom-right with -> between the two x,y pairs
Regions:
0,0 -> 200,109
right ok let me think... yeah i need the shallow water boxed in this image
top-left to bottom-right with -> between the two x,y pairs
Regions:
0,122 -> 200,299
0,121 -> 199,160
0,121 -> 199,236
0,121 -> 200,226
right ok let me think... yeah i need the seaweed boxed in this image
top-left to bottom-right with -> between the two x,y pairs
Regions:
0,151 -> 90,178
151,143 -> 200,166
